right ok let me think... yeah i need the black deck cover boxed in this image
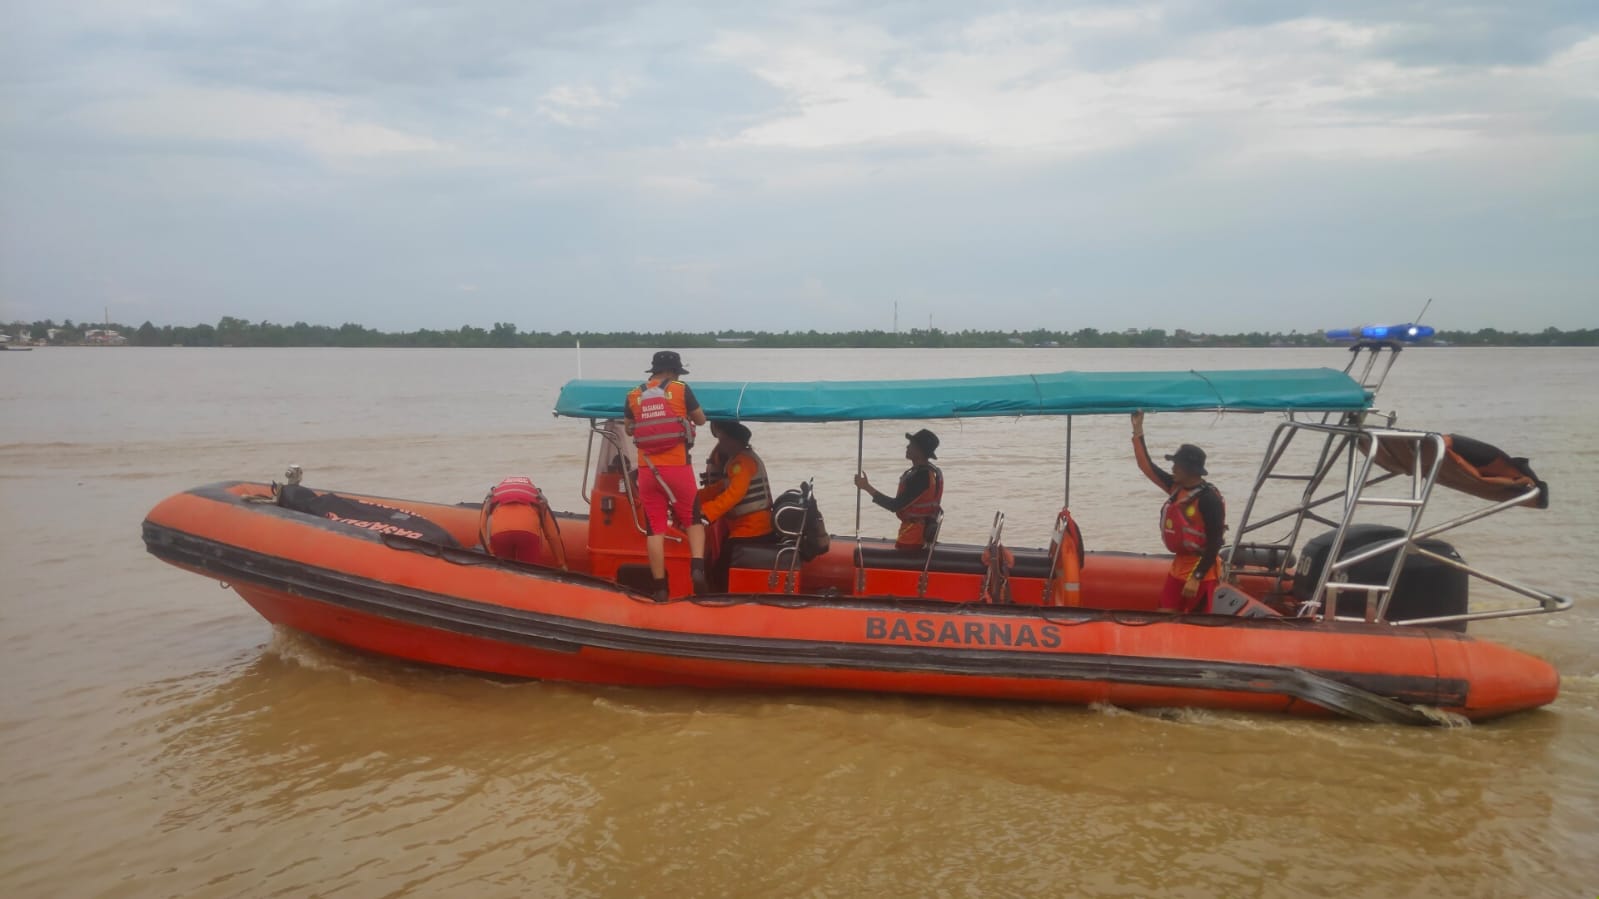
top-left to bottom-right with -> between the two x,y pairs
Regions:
276,484 -> 461,546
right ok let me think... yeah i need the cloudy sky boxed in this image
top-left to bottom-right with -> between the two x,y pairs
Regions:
1,1 -> 1594,333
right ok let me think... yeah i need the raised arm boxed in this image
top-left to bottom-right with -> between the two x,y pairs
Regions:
1131,411 -> 1174,492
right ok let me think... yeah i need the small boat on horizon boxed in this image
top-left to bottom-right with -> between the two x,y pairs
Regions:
143,340 -> 1570,724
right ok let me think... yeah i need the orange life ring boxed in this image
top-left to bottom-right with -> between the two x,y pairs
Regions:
1047,507 -> 1085,607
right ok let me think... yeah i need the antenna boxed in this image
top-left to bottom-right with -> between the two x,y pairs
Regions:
1413,297 -> 1434,327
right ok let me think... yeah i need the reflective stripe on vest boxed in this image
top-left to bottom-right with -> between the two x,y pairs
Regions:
630,379 -> 693,454
728,450 -> 773,520
490,476 -> 544,508
1160,482 -> 1222,555
897,463 -> 943,522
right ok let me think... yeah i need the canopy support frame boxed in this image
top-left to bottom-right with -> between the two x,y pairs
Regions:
1064,415 -> 1073,508
1229,418 -> 1568,627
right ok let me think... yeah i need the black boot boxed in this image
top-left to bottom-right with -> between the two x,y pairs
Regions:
690,559 -> 709,596
652,577 -> 670,604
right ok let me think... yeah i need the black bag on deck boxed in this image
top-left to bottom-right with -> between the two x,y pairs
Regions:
276,484 -> 460,547
771,485 -> 830,562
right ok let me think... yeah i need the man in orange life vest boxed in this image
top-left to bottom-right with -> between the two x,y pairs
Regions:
854,428 -> 944,550
697,420 -> 775,591
625,351 -> 709,601
1131,411 -> 1226,613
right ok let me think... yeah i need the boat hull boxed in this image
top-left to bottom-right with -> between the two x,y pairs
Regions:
144,483 -> 1561,723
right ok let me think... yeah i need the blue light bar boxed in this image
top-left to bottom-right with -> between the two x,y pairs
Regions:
1325,323 -> 1436,342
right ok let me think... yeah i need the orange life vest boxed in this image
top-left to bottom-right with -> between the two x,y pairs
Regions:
725,450 -> 772,520
1046,506 -> 1085,607
627,378 -> 695,465
895,462 -> 943,549
723,450 -> 774,537
699,447 -> 774,539
1160,481 -> 1222,555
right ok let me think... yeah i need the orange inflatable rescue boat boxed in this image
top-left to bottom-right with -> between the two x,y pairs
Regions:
144,340 -> 1570,723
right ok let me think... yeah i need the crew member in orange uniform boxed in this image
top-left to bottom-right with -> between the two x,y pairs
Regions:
480,476 -> 567,569
1131,410 -> 1225,613
625,351 -> 709,601
697,420 -> 775,591
855,428 -> 944,550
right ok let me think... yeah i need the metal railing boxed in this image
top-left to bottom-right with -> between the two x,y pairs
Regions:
770,480 -> 816,594
1223,339 -> 1573,625
1228,416 -> 1570,627
581,419 -> 681,542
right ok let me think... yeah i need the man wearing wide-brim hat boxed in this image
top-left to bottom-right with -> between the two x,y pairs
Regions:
697,419 -> 776,592
625,350 -> 710,601
1131,411 -> 1226,613
855,428 -> 945,550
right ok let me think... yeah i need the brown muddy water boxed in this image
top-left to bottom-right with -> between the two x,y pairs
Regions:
2,346 -> 1596,897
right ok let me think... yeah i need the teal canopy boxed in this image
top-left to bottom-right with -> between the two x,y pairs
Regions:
553,368 -> 1371,422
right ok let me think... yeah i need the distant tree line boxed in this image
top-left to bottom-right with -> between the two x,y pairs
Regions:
6,317 -> 1598,348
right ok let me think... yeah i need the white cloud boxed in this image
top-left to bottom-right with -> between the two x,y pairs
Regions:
70,84 -> 443,159
635,173 -> 717,198
1531,32 -> 1599,97
1241,122 -> 1477,160
3,0 -> 1594,331
536,80 -> 637,127
705,11 -> 1541,161
631,255 -> 723,299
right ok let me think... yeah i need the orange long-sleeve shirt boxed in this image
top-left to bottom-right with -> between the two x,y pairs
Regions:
697,448 -> 774,539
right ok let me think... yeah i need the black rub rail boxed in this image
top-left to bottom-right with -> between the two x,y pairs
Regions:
144,521 -> 1452,725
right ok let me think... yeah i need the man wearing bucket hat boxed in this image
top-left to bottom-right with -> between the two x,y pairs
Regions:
697,419 -> 775,591
1131,411 -> 1226,613
855,428 -> 944,550
625,350 -> 709,601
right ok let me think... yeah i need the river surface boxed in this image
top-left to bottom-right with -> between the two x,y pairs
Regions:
2,346 -> 1596,897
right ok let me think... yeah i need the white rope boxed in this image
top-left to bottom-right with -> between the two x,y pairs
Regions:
733,381 -> 751,420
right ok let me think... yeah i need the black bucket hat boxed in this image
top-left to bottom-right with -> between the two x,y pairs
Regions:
647,350 -> 688,374
1165,443 -> 1207,476
712,420 -> 752,445
905,428 -> 940,459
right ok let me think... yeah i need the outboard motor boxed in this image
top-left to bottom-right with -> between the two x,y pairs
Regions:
1294,524 -> 1468,631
